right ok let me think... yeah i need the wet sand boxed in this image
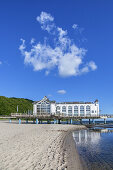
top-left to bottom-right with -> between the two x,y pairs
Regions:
0,121 -> 86,170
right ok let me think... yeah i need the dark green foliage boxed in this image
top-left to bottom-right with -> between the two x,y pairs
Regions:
0,96 -> 33,116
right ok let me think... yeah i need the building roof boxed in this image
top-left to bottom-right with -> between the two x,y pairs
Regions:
32,96 -> 55,104
56,102 -> 93,104
33,96 -> 98,105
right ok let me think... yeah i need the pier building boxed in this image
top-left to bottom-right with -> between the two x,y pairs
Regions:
33,96 -> 99,117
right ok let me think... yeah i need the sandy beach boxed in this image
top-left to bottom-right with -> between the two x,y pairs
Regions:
0,121 -> 86,170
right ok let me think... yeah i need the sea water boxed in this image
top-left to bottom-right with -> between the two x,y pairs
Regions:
73,126 -> 113,170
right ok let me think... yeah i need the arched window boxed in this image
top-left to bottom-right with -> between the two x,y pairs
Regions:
86,105 -> 90,115
62,106 -> 66,113
41,102 -> 47,113
74,106 -> 78,116
56,106 -> 60,114
37,102 -> 50,115
46,104 -> 50,113
37,104 -> 40,114
80,106 -> 84,116
68,106 -> 72,115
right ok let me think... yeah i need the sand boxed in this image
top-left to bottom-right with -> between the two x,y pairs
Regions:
0,121 -> 86,170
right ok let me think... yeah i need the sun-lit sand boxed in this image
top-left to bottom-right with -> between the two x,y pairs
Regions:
0,121 -> 86,170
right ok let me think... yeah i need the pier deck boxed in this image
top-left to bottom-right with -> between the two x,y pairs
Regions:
0,113 -> 111,124
11,113 -> 102,120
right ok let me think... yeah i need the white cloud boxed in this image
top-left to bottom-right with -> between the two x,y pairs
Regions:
19,12 -> 97,77
37,11 -> 54,24
57,90 -> 66,94
30,38 -> 35,44
72,24 -> 78,29
80,61 -> 97,75
19,39 -> 26,53
0,61 -> 2,65
45,70 -> 50,75
36,12 -> 55,33
48,94 -> 52,97
88,61 -> 97,71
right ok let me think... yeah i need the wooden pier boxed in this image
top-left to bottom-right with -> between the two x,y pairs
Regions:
5,113 -> 111,124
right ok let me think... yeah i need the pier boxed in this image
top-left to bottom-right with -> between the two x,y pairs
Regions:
6,113 -> 112,124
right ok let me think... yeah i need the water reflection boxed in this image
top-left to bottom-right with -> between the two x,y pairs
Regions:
73,130 -> 101,145
73,128 -> 113,170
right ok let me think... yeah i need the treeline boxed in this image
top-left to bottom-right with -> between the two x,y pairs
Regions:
0,96 -> 33,116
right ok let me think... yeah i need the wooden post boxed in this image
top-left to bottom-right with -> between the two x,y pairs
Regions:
92,119 -> 95,124
80,119 -> 82,124
104,119 -> 106,124
19,119 -> 21,124
70,119 -> 73,124
58,119 -> 60,124
47,120 -> 50,124
54,119 -> 56,124
67,120 -> 69,124
89,119 -> 91,124
36,118 -> 38,124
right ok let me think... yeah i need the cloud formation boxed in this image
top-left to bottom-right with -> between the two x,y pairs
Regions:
0,61 -> 2,65
57,90 -> 66,94
72,24 -> 78,29
19,11 -> 97,77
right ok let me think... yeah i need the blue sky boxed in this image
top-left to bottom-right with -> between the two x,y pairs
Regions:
0,0 -> 113,114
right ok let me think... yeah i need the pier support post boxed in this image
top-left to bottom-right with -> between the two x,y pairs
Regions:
26,120 -> 28,124
47,120 -> 50,124
89,119 -> 91,124
80,119 -> 82,124
58,119 -> 61,124
54,119 -> 56,124
36,118 -> 38,124
9,119 -> 11,123
104,119 -> 106,124
92,119 -> 95,124
70,119 -> 73,124
19,119 -> 21,124
56,119 -> 58,124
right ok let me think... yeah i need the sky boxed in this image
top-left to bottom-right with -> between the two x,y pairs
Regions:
0,0 -> 113,114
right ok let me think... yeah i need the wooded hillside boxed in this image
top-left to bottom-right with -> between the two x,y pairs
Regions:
0,96 -> 33,115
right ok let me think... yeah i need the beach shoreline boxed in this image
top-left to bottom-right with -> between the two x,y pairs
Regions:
0,121 -> 86,170
63,126 -> 87,170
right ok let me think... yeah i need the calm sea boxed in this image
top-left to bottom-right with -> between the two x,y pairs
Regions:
73,120 -> 113,170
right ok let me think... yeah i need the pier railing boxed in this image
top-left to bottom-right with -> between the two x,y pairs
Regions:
11,113 -> 101,120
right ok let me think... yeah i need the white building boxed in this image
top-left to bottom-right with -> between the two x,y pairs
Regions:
33,96 -> 99,117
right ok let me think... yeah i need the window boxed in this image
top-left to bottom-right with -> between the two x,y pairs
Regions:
37,102 -> 50,115
56,106 -> 60,114
41,103 -> 47,113
37,104 -> 40,113
62,106 -> 66,113
68,106 -> 72,115
74,106 -> 78,116
46,105 -> 50,113
86,105 -> 90,115
92,110 -> 94,113
80,106 -> 84,116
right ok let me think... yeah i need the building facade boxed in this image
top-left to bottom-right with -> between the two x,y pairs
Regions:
33,96 -> 99,117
